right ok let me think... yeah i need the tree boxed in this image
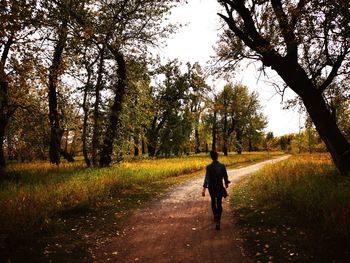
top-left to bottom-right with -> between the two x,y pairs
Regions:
121,58 -> 152,157
0,0 -> 41,172
216,83 -> 266,155
217,84 -> 234,155
40,0 -> 88,165
217,0 -> 350,175
98,0 -> 180,166
187,63 -> 209,154
145,60 -> 192,156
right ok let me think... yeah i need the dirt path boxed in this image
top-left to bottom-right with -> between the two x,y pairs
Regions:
94,156 -> 290,263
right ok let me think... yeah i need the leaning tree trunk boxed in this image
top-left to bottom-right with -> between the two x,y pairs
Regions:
301,89 -> 350,176
48,21 -> 68,165
99,49 -> 127,167
270,57 -> 350,176
218,0 -> 350,175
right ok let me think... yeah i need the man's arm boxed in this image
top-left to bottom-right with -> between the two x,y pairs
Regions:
223,164 -> 230,187
202,166 -> 210,196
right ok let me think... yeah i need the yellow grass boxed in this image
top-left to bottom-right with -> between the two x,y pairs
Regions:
0,152 -> 281,236
232,153 -> 350,237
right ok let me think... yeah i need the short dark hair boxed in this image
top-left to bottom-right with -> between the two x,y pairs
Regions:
210,150 -> 218,161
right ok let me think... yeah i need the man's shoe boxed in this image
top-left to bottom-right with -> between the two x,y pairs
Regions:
215,221 -> 220,230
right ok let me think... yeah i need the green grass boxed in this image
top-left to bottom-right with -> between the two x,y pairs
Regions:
231,153 -> 350,261
0,152 -> 280,238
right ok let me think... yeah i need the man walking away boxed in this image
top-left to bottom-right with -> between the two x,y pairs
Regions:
202,151 -> 230,230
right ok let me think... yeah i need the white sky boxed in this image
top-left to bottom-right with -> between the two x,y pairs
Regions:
157,0 -> 302,136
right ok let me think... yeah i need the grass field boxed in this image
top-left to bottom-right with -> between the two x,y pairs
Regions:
231,153 -> 350,261
0,152 -> 279,240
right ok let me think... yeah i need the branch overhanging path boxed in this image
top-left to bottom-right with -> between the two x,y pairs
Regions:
95,155 -> 290,262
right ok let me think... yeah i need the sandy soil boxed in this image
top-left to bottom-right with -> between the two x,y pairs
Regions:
94,156 -> 290,263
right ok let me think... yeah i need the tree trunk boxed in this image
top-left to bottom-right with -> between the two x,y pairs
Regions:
82,75 -> 91,167
99,50 -> 127,167
0,118 -> 7,174
0,37 -> 14,172
248,138 -> 253,152
92,45 -> 105,166
301,89 -> 350,176
236,130 -> 242,154
134,135 -> 139,157
0,77 -> 8,172
223,111 -> 228,156
212,109 -> 217,151
146,115 -> 163,157
48,21 -> 68,165
147,134 -> 157,157
270,57 -> 350,175
194,128 -> 200,154
141,136 -> 146,155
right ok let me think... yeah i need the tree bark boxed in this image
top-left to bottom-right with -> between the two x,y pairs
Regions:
147,132 -> 157,157
48,20 -> 68,165
92,44 -> 105,166
99,49 -> 127,167
141,136 -> 146,155
0,118 -> 7,173
223,110 -> 228,156
301,89 -> 350,175
134,134 -> 139,157
248,138 -> 253,152
82,73 -> 91,167
0,37 -> 14,172
0,75 -> 8,172
236,129 -> 242,154
212,108 -> 217,151
146,113 -> 168,157
194,128 -> 200,154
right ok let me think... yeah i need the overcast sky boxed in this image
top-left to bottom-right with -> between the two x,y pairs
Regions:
156,0 -> 301,136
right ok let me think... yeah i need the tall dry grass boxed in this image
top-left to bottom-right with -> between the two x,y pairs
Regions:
234,153 -> 350,238
0,152 -> 278,236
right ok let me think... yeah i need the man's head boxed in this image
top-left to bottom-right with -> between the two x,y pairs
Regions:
210,150 -> 218,161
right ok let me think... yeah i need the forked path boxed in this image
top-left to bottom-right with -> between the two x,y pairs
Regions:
95,156 -> 290,263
